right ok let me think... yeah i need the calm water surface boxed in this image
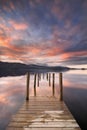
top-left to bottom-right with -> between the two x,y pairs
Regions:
0,70 -> 87,130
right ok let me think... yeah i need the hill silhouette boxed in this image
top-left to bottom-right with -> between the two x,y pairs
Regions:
0,61 -> 69,77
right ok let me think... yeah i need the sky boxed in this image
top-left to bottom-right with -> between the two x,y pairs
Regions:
0,0 -> 87,67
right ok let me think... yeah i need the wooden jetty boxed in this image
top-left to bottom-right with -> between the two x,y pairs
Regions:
6,73 -> 81,130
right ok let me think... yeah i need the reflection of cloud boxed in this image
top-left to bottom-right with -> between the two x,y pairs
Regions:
0,94 -> 8,104
0,76 -> 26,129
64,74 -> 87,89
0,76 -> 25,105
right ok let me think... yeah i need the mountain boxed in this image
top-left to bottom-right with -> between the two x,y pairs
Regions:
0,61 -> 70,77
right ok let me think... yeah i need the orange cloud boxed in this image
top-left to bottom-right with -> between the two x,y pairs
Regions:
0,36 -> 12,47
30,47 -> 41,54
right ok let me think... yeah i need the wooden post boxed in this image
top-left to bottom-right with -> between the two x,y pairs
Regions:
26,72 -> 30,101
52,73 -> 55,96
49,73 -> 51,86
34,74 -> 37,96
47,73 -> 48,81
37,73 -> 39,87
59,73 -> 63,101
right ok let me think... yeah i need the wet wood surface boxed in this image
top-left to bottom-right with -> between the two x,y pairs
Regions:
6,96 -> 81,130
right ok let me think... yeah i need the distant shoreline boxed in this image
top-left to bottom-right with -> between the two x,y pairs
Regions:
0,61 -> 87,77
0,61 -> 69,77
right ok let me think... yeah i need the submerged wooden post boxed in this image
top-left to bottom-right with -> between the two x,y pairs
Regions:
59,73 -> 63,101
34,74 -> 37,96
52,73 -> 55,96
37,73 -> 39,87
49,73 -> 51,86
26,72 -> 30,101
47,73 -> 48,81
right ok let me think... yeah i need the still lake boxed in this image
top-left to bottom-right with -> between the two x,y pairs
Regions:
0,70 -> 87,130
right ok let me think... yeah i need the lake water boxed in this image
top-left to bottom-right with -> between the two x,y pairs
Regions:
0,70 -> 87,130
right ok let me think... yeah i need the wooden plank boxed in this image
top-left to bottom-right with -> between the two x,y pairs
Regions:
25,122 -> 79,127
24,128 -> 81,130
6,96 -> 81,130
6,128 -> 24,130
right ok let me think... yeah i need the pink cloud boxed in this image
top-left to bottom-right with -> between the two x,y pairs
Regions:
9,20 -> 28,30
51,2 -> 70,20
10,2 -> 15,10
3,5 -> 11,13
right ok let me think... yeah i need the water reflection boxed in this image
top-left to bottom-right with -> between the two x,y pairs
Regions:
0,76 -> 26,130
0,70 -> 87,130
63,70 -> 87,130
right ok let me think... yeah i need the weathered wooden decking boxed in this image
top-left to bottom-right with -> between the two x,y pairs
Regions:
6,96 -> 81,130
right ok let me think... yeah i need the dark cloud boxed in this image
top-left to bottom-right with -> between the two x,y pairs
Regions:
65,39 -> 87,53
62,56 -> 87,65
11,39 -> 28,47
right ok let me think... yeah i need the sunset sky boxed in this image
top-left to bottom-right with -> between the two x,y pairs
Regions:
0,0 -> 87,67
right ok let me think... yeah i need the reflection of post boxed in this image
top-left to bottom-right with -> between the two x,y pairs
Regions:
39,73 -> 41,81
37,73 -> 39,87
59,73 -> 63,101
52,73 -> 55,96
34,74 -> 36,96
26,72 -> 30,101
25,100 -> 29,109
49,73 -> 51,86
43,73 -> 44,79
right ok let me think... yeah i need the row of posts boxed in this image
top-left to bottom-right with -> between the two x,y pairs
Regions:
26,73 -> 63,101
